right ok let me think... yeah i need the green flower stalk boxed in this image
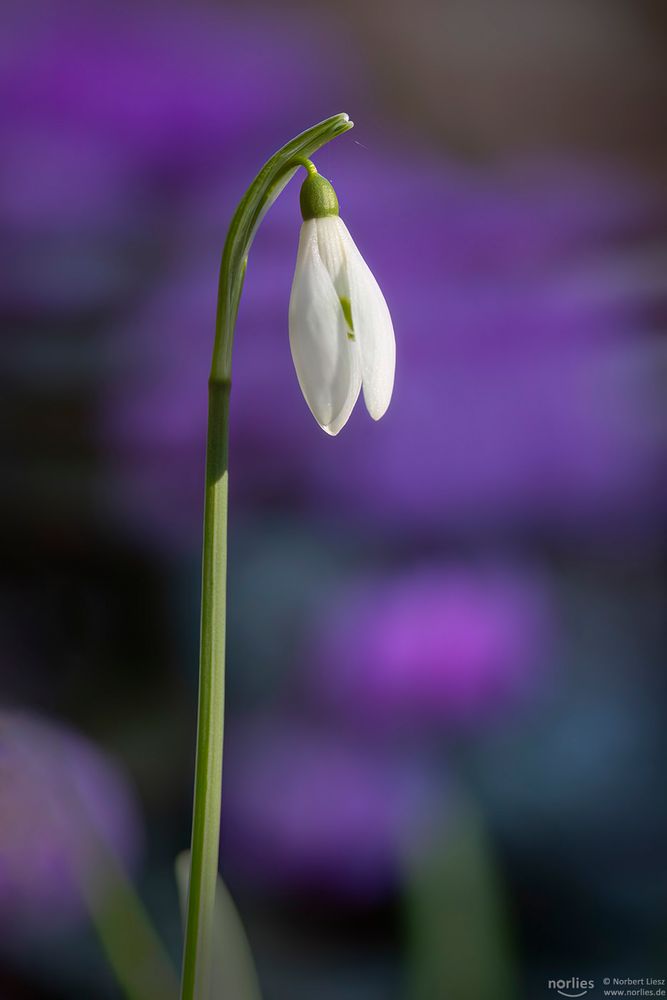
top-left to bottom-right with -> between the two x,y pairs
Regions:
180,114 -> 356,1000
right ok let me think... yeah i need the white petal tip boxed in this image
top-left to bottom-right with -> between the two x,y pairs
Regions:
321,413 -> 349,436
364,384 -> 394,422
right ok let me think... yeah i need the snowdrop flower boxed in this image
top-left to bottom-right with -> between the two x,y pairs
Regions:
289,166 -> 396,434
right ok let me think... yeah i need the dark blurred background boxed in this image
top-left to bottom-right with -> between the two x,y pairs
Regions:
1,0 -> 666,997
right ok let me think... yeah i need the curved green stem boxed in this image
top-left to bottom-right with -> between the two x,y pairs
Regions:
181,113 -> 353,1000
291,156 -> 318,177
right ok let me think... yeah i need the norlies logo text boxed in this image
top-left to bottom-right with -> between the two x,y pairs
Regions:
548,977 -> 595,998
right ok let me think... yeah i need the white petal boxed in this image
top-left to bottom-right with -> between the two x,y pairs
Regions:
289,221 -> 361,433
337,219 -> 396,420
314,216 -> 348,298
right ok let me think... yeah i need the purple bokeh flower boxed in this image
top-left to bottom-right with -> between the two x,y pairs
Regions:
0,710 -> 143,932
222,718 -> 438,901
304,564 -> 553,732
0,0 -> 352,317
102,143 -> 667,547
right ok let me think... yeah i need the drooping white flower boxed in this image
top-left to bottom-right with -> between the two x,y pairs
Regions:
289,170 -> 395,435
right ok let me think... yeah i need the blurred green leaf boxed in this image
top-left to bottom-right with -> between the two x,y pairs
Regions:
404,804 -> 516,1000
82,845 -> 179,1000
176,851 -> 262,1000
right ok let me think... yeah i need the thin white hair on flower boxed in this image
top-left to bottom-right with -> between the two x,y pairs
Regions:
289,167 -> 395,434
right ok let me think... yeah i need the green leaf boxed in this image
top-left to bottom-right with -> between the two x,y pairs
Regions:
404,804 -> 517,1000
176,852 -> 262,1000
84,845 -> 179,1000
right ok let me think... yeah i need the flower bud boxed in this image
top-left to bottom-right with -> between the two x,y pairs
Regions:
299,173 -> 339,220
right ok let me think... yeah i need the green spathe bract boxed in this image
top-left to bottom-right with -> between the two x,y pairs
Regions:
211,113 -> 353,382
181,114 -> 353,1000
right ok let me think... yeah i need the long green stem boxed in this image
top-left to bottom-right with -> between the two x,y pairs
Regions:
180,113 -> 353,1000
181,380 -> 230,1000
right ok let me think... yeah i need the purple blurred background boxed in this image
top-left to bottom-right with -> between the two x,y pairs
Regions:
1,0 -> 666,997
